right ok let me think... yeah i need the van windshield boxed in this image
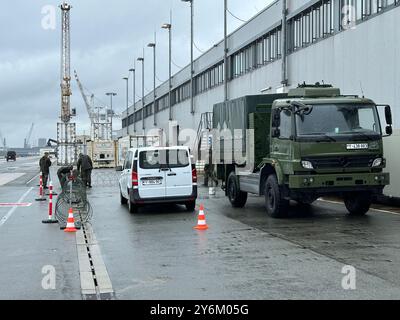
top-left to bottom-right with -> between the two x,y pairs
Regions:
139,150 -> 189,169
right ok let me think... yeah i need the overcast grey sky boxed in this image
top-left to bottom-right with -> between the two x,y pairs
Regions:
0,0 -> 273,147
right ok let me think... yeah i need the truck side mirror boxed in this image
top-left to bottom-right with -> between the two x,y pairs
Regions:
272,109 -> 281,127
386,126 -> 393,136
271,128 -> 280,138
385,105 -> 393,125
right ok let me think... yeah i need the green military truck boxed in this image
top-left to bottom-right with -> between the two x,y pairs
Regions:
212,83 -> 393,218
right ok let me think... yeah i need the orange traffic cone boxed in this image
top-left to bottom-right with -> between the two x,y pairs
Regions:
64,208 -> 77,233
194,204 -> 208,230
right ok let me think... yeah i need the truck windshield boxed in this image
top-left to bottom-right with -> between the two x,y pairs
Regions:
296,104 -> 381,138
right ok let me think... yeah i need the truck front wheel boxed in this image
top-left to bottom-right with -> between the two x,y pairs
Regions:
344,192 -> 372,216
264,175 -> 289,218
227,173 -> 248,208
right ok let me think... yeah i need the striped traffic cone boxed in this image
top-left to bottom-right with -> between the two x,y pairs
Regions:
64,208 -> 77,233
194,204 -> 209,230
42,181 -> 58,224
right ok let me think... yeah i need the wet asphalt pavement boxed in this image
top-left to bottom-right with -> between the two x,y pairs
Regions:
89,171 -> 400,300
1,165 -> 400,299
0,157 -> 81,300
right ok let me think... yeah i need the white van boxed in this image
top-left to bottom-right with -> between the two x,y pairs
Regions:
117,146 -> 198,213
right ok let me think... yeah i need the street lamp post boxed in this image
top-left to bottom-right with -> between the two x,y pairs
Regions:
137,56 -> 145,133
129,68 -> 136,132
106,92 -> 117,139
147,40 -> 156,126
181,0 -> 194,114
162,21 -> 172,121
224,0 -> 228,102
123,77 -> 129,135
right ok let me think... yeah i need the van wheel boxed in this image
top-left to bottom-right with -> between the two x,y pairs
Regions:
185,201 -> 196,212
344,192 -> 371,216
120,190 -> 127,205
128,199 -> 138,214
264,175 -> 289,218
127,192 -> 138,214
227,172 -> 247,208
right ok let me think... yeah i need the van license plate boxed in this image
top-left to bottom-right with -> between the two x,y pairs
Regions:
142,179 -> 162,185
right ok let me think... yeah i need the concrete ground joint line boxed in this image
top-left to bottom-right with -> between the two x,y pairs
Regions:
76,217 -> 114,300
0,187 -> 34,228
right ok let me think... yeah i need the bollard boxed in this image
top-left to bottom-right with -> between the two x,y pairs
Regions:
35,173 -> 47,202
46,172 -> 58,196
42,181 -> 58,224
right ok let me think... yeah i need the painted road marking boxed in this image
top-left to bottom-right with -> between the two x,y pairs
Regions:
318,199 -> 400,216
26,172 -> 40,185
0,173 -> 26,186
21,162 -> 39,167
0,187 -> 34,228
0,203 -> 32,207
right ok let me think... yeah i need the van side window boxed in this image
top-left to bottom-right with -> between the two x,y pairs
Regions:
123,154 -> 129,170
125,152 -> 133,170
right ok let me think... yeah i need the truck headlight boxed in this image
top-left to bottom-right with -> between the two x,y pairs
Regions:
301,160 -> 314,169
372,158 -> 383,167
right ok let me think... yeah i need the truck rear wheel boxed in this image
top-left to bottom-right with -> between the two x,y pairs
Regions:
344,192 -> 371,216
227,172 -> 247,208
264,175 -> 289,218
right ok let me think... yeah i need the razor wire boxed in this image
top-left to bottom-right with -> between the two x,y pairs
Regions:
55,172 -> 93,225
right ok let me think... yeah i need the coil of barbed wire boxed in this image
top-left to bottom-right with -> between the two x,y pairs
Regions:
55,174 -> 93,224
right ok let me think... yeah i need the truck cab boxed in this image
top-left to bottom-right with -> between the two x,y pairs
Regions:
215,84 -> 393,218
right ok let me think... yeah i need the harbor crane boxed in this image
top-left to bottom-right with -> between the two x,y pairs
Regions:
0,130 -> 7,153
74,70 -> 112,141
24,123 -> 34,149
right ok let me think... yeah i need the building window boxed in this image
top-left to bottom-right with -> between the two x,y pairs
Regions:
230,25 -> 281,79
135,110 -> 142,122
288,0 -> 334,52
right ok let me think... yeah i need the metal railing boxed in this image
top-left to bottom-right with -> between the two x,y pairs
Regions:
194,112 -> 213,160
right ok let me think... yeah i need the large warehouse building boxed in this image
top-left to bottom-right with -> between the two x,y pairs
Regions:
120,0 -> 400,198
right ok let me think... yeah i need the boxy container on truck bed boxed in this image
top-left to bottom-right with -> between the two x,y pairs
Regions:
213,94 -> 287,175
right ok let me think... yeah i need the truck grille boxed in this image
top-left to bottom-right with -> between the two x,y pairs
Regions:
304,155 -> 378,169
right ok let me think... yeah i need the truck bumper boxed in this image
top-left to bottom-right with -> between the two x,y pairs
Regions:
289,172 -> 389,192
